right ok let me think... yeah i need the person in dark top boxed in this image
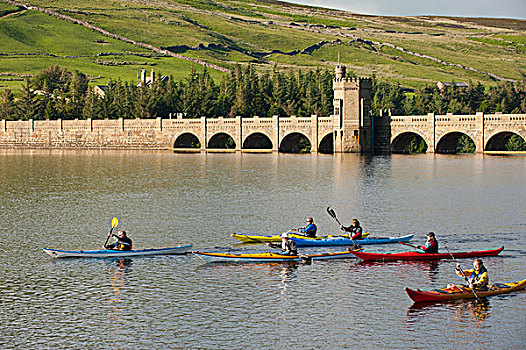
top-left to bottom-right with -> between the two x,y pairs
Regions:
297,217 -> 317,238
105,230 -> 133,251
420,232 -> 438,253
340,219 -> 363,240
266,233 -> 298,255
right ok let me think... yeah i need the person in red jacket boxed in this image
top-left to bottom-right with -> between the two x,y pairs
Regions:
420,232 -> 438,253
340,219 -> 363,240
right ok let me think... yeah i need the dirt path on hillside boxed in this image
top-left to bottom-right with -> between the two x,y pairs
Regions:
0,8 -> 25,18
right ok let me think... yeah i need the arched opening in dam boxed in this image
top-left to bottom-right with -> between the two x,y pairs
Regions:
243,133 -> 273,150
436,132 -> 476,154
279,133 -> 312,153
318,133 -> 334,154
173,133 -> 201,149
485,132 -> 526,151
391,132 -> 428,154
208,132 -> 236,149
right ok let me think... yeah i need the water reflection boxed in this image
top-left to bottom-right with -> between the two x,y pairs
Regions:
407,298 -> 491,324
278,262 -> 299,295
105,258 -> 133,336
456,299 -> 491,323
356,259 -> 441,282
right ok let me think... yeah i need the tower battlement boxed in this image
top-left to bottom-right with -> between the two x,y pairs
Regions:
333,77 -> 372,84
332,65 -> 372,153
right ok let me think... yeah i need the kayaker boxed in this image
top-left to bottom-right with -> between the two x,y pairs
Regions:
296,217 -> 317,238
455,258 -> 489,290
420,232 -> 439,253
340,219 -> 363,240
105,230 -> 133,251
266,232 -> 298,255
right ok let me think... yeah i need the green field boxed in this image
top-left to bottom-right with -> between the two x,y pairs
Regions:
0,0 -> 525,91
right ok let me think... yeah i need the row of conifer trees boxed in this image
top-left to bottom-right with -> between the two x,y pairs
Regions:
0,64 -> 525,121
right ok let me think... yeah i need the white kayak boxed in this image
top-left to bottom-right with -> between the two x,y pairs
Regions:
42,244 -> 193,258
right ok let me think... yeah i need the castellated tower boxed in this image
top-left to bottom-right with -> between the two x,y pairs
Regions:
333,65 -> 373,153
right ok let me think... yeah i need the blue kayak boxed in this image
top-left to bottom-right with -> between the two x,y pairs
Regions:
43,244 -> 193,258
290,234 -> 414,247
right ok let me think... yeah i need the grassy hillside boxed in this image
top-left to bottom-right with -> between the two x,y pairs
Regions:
0,0 -> 525,92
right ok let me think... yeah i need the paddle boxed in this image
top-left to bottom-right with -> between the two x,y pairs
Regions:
398,241 -> 424,251
444,244 -> 480,301
103,217 -> 119,249
326,207 -> 358,247
242,235 -> 268,245
326,207 -> 342,226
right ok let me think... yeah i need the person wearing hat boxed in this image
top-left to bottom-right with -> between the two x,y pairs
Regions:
105,230 -> 133,251
296,217 -> 317,238
266,232 -> 298,255
419,232 -> 438,253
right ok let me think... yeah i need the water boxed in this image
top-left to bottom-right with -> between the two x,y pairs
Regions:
0,150 -> 525,349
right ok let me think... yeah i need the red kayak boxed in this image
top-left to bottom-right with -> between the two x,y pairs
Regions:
348,246 -> 504,261
406,279 -> 526,302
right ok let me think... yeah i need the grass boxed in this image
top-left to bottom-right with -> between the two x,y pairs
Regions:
496,35 -> 526,44
0,0 -> 524,92
0,54 -> 224,95
0,10 -> 148,54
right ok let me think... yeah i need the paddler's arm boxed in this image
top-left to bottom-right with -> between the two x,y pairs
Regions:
266,242 -> 281,249
455,265 -> 472,279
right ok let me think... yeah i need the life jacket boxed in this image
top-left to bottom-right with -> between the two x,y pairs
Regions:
349,226 -> 362,240
301,224 -> 317,238
424,239 -> 439,253
469,267 -> 488,287
116,237 -> 133,251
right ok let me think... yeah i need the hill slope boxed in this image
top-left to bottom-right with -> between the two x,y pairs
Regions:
0,0 -> 525,90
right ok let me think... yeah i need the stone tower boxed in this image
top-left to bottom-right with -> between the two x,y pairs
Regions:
332,65 -> 373,153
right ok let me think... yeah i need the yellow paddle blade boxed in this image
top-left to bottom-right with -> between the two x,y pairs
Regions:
111,217 -> 119,228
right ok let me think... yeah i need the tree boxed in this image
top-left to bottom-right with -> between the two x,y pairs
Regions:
82,89 -> 101,119
16,77 -> 40,120
0,90 -> 16,120
32,65 -> 72,94
408,135 -> 427,153
456,135 -> 476,153
44,98 -> 58,120
505,135 -> 526,151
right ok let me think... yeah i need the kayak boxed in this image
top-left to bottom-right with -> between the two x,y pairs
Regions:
192,249 -> 359,263
405,279 -> 526,303
348,246 -> 504,261
42,244 -> 193,258
231,232 -> 370,243
290,234 -> 414,247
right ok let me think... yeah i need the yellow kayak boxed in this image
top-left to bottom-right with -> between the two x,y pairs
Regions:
193,249 -> 360,263
231,231 -> 370,243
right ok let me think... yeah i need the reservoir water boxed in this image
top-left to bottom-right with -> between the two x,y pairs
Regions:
1,150 -> 525,349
